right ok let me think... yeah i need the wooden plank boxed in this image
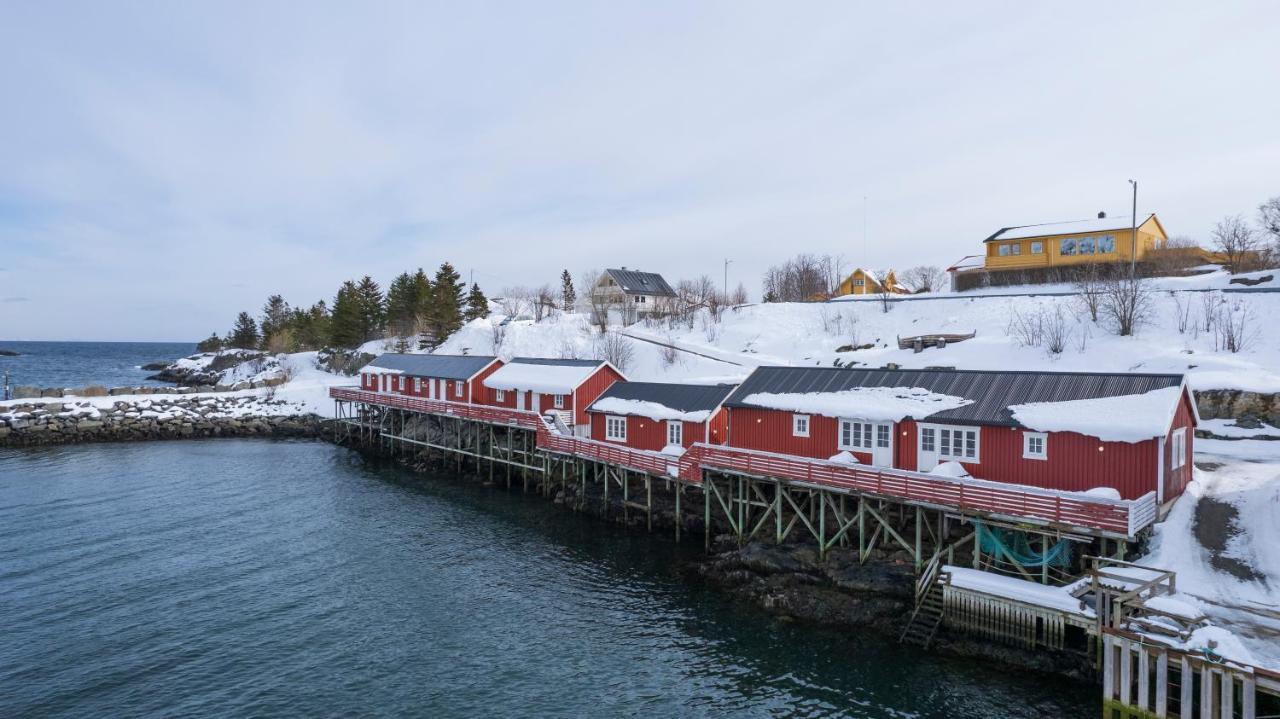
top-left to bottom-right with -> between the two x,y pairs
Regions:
1155,651 -> 1168,718
1221,671 -> 1233,719
1103,634 -> 1116,700
1243,673 -> 1256,719
1138,646 -> 1150,711
1180,656 -> 1193,719
1120,637 -> 1132,706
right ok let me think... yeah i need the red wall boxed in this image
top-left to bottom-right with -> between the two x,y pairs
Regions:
467,360 -> 504,404
367,364 -> 507,405
588,412 -> 707,451
1160,391 -> 1196,502
728,406 -> 1172,501
573,366 -> 625,427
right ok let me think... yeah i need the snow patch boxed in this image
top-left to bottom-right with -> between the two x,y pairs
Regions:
590,397 -> 710,423
929,461 -> 970,478
741,386 -> 973,421
828,451 -> 861,465
944,566 -> 1094,617
483,362 -> 600,395
1008,386 -> 1183,443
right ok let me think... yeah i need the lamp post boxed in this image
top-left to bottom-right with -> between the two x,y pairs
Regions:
723,258 -> 733,300
1128,179 -> 1138,274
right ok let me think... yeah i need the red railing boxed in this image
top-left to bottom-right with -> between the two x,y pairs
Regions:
330,387 -> 542,429
332,386 -> 1157,536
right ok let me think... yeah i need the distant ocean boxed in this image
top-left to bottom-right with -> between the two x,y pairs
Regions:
0,341 -> 197,389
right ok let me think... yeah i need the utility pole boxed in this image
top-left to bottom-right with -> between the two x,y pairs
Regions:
1128,179 -> 1138,274
723,258 -> 733,300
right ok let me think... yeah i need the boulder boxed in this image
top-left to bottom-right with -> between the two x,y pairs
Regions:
12,386 -> 40,399
41,388 -> 65,398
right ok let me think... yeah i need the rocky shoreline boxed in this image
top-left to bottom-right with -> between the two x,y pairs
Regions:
0,395 -> 322,447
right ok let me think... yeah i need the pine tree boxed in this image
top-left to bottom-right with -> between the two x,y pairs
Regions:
196,332 -> 224,352
259,294 -> 291,348
385,272 -> 419,338
560,270 -> 576,312
411,268 -> 433,327
430,262 -> 465,339
354,275 -> 386,343
464,283 -> 489,322
229,312 -> 260,349
329,281 -> 364,348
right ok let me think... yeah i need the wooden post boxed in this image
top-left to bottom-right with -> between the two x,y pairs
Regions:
1103,634 -> 1116,701
1120,637 -> 1132,706
1243,673 -> 1256,719
645,477 -> 652,532
1180,656 -> 1193,719
1138,645 -> 1150,712
1200,666 -> 1213,719
704,479 -> 712,551
675,483 -> 682,542
1155,650 -> 1168,718
914,506 -> 922,572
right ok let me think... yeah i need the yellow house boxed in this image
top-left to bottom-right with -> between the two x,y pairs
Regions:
983,213 -> 1168,271
832,268 -> 908,296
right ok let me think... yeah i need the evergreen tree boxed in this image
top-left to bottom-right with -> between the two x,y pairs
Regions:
430,262 -> 465,339
412,268 -> 433,327
228,312 -> 260,349
196,332 -> 224,352
259,294 -> 291,348
354,275 -> 386,343
464,283 -> 489,322
385,272 -> 420,339
329,281 -> 364,348
560,270 -> 576,312
301,300 -> 331,350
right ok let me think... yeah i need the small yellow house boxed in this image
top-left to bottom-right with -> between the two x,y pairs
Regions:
983,213 -> 1168,271
832,268 -> 908,296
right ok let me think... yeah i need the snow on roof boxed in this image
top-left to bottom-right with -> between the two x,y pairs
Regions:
944,566 -> 1095,617
987,214 -> 1155,242
740,386 -> 973,423
1008,385 -> 1184,443
483,359 -> 604,394
363,353 -> 498,379
588,397 -> 711,423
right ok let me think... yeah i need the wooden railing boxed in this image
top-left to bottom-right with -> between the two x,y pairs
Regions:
332,386 -> 1159,536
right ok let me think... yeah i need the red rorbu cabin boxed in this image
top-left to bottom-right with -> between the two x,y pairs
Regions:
585,382 -> 736,453
359,353 -> 504,404
479,357 -> 624,435
722,367 -> 1197,506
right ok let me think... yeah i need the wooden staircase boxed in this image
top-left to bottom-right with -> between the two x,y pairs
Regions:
899,554 -> 949,649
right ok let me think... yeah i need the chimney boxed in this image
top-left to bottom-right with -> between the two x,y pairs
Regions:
1097,211 -> 1107,219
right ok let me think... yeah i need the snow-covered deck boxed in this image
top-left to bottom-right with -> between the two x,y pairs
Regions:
330,387 -> 542,429
944,565 -> 1094,618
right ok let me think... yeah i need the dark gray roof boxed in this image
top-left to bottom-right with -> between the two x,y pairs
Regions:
587,382 -> 736,415
510,357 -> 604,368
724,366 -> 1184,427
605,268 -> 676,297
366,353 -> 498,380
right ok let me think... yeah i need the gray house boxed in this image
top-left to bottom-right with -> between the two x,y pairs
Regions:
591,267 -> 676,323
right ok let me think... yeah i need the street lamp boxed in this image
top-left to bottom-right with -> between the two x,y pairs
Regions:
1128,179 -> 1138,274
724,258 -> 733,300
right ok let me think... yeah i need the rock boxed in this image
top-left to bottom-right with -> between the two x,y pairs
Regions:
0,349 -> 19,356
140,362 -> 170,371
12,386 -> 41,399
41,388 -> 65,398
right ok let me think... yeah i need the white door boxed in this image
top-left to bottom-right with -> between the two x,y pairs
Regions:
917,425 -> 939,471
871,422 -> 894,467
516,391 -> 526,411
426,379 -> 434,399
530,393 -> 541,414
436,379 -> 444,399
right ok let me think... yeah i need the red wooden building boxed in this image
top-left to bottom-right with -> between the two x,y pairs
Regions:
585,382 -> 735,452
721,367 -> 1197,505
478,357 -> 624,435
359,353 -> 503,404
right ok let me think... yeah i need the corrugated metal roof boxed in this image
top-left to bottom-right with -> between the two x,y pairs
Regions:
509,357 -> 604,368
587,382 -> 737,414
985,214 -> 1155,242
604,268 -> 676,297
364,353 -> 497,380
723,366 -> 1184,427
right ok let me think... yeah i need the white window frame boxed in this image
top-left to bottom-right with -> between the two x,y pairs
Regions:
414,377 -> 421,393
920,423 -> 980,462
838,419 -> 875,451
1030,241 -> 1044,254
920,426 -> 936,453
605,415 -> 627,442
494,389 -> 506,402
454,381 -> 464,397
397,376 -> 405,391
1172,428 -> 1187,469
792,414 -> 810,437
553,394 -> 566,408
666,420 -> 682,446
1023,432 -> 1048,460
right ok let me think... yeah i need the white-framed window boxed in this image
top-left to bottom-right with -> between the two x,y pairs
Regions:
667,420 -> 683,446
921,424 -> 979,462
1023,432 -> 1048,460
494,389 -> 505,402
854,278 -> 864,287
454,381 -> 464,396
553,394 -> 566,408
839,420 -> 874,450
398,376 -> 405,391
1060,238 -> 1077,256
1030,241 -> 1044,254
1098,235 -> 1116,253
605,415 -> 627,442
876,423 -> 891,448
414,377 -> 421,393
792,414 -> 810,437
1172,428 -> 1187,469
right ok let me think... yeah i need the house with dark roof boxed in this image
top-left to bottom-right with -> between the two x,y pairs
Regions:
982,212 -> 1168,273
478,357 -> 625,434
586,382 -> 736,452
722,366 -> 1197,504
591,267 -> 676,324
360,353 -> 503,403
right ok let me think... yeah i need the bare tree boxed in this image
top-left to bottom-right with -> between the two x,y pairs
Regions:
1214,298 -> 1257,353
761,253 -> 836,302
899,265 -> 944,294
1171,292 -> 1192,334
1199,291 -> 1220,335
490,320 -> 507,354
1100,271 -> 1153,336
592,331 -> 635,372
579,270 -> 614,333
1259,196 -> 1280,245
874,284 -> 893,313
1211,214 -> 1261,274
1072,264 -> 1105,322
532,284 -> 556,322
729,281 -> 749,306
498,287 -> 532,320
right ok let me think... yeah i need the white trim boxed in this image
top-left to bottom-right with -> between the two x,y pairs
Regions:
1157,436 -> 1166,504
1171,427 -> 1187,469
666,420 -> 683,446
792,414 -> 810,437
454,380 -> 464,397
1022,432 -> 1048,460
605,415 -> 627,442
494,389 -> 506,402
839,419 -> 875,451
413,377 -> 421,393
919,422 -> 980,462
553,394 -> 566,408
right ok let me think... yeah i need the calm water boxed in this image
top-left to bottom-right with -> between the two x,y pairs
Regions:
0,340 -> 196,389
0,440 -> 1097,717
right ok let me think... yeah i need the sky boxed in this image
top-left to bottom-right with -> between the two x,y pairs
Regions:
1,2 -> 1278,342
